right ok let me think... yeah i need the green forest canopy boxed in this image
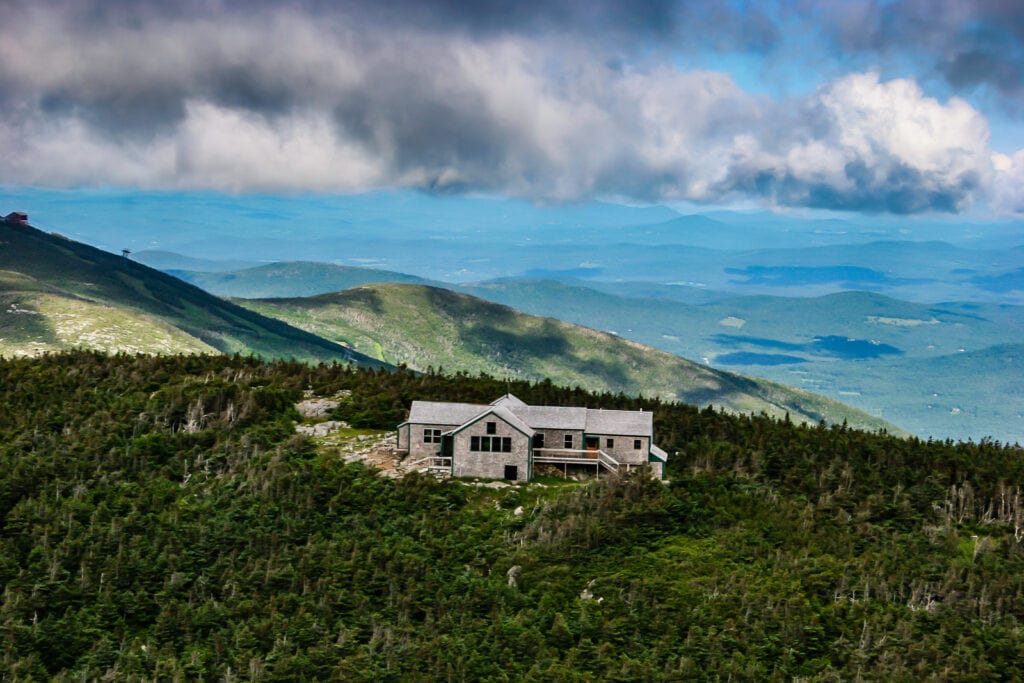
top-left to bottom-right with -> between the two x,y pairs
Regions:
0,352 -> 1022,680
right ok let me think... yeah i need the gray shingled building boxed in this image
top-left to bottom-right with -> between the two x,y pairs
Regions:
397,394 -> 668,481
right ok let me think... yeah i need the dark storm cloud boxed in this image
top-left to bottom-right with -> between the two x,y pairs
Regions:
0,0 -> 1013,212
721,163 -> 981,214
821,0 -> 1024,110
29,0 -> 777,49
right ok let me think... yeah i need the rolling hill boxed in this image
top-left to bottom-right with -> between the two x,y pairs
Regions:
0,221 -> 385,366
166,261 -> 434,298
151,257 -> 1023,440
239,283 -> 902,433
155,259 -> 1024,365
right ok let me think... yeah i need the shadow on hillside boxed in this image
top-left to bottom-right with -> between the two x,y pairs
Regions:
462,324 -> 570,360
340,287 -> 386,315
676,372 -> 760,408
0,297 -> 62,350
564,356 -> 631,390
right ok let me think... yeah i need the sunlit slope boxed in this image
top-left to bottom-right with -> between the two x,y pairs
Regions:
242,283 -> 903,433
0,222 -> 385,365
0,270 -> 217,356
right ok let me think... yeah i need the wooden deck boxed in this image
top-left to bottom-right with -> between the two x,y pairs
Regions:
533,448 -> 620,475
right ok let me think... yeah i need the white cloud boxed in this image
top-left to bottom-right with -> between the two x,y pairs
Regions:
821,73 -> 990,182
991,150 -> 1024,214
174,102 -> 384,192
714,72 -> 995,212
0,112 -> 176,187
0,4 -> 1015,213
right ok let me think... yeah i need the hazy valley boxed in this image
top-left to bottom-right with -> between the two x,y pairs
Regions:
4,188 -> 1018,443
0,219 -> 897,433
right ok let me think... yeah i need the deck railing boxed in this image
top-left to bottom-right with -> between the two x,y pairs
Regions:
533,448 -> 619,474
405,455 -> 452,471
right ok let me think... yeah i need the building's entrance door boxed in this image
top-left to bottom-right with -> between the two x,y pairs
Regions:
585,436 -> 599,452
504,465 -> 518,481
441,435 -> 454,459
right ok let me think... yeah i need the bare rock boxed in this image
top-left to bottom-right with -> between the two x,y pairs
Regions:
507,565 -> 522,588
295,398 -> 340,418
295,420 -> 349,436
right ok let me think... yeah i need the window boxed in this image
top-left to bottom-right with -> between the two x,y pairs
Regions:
564,434 -> 573,449
470,435 -> 511,453
423,428 -> 441,443
606,438 -> 614,448
634,439 -> 642,450
486,421 -> 497,434
533,433 -> 545,449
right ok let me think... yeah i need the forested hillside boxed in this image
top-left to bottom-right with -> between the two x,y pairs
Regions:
1,352 -> 1022,679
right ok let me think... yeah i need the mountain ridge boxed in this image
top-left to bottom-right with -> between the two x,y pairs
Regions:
0,220 -> 385,366
240,282 -> 902,433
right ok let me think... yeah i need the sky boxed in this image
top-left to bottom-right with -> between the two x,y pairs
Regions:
2,0 -> 1024,217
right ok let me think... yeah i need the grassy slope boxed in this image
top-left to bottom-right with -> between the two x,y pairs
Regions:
0,271 -> 217,357
241,283 -> 902,433
0,223 -> 386,366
